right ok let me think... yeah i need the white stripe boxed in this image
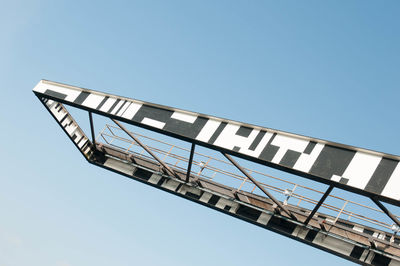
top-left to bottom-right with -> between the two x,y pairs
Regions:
343,152 -> 381,189
100,98 -> 116,112
117,102 -> 131,116
74,131 -> 82,142
122,102 -> 142,119
381,163 -> 400,200
171,111 -> 197,123
196,119 -> 221,142
82,94 -> 105,109
242,132 -> 274,157
293,143 -> 325,173
271,135 -> 309,164
214,124 -> 259,150
34,82 -> 81,102
66,124 -> 78,135
110,101 -> 124,115
331,175 -> 341,182
142,118 -> 165,129
78,137 -> 87,148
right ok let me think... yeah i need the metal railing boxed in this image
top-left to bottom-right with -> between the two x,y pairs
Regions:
97,124 -> 400,235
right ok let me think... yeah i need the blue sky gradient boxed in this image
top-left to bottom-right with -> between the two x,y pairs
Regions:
1,1 -> 400,265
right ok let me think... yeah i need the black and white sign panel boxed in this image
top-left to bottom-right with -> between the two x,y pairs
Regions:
33,80 -> 400,205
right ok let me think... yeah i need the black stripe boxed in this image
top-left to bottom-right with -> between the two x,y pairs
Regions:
365,158 -> 398,195
363,228 -> 374,236
108,99 -> 120,113
81,140 -> 89,150
96,96 -> 109,110
132,104 -> 173,123
156,177 -> 165,186
174,184 -> 183,192
186,191 -> 202,200
305,229 -> 318,242
350,245 -> 364,260
309,145 -> 356,181
44,89 -> 67,100
249,130 -> 266,151
280,150 -> 302,168
208,122 -> 227,144
236,205 -> 261,221
77,135 -> 84,145
259,133 -> 279,161
304,141 -> 317,155
371,253 -> 391,266
120,102 -> 131,116
236,126 -> 252,137
164,116 -> 208,139
134,168 -> 153,181
59,114 -> 68,125
267,216 -> 297,234
224,205 -> 231,211
114,101 -> 126,115
233,146 -> 241,152
208,195 -> 220,205
73,91 -> 90,104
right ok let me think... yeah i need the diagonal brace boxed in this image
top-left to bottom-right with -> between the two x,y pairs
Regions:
112,119 -> 181,180
371,197 -> 400,228
223,153 -> 297,221
304,185 -> 334,225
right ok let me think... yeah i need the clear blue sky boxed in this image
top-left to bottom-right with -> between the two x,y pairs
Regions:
1,1 -> 400,265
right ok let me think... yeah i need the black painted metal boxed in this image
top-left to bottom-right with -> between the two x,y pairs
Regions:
33,93 -> 400,266
112,118 -> 181,180
304,185 -> 334,225
32,89 -> 400,208
371,197 -> 400,228
223,153 -> 297,221
186,143 -> 196,183
89,112 -> 96,147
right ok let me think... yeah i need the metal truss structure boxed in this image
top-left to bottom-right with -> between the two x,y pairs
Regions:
33,80 -> 400,265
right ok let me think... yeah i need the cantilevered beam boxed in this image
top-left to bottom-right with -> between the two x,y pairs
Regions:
223,153 -> 297,221
32,80 -> 400,207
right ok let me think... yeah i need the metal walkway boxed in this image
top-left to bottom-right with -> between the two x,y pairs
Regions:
34,80 -> 400,265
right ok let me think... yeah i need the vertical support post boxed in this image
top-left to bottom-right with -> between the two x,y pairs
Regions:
186,143 -> 196,183
304,185 -> 334,225
89,112 -> 96,147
